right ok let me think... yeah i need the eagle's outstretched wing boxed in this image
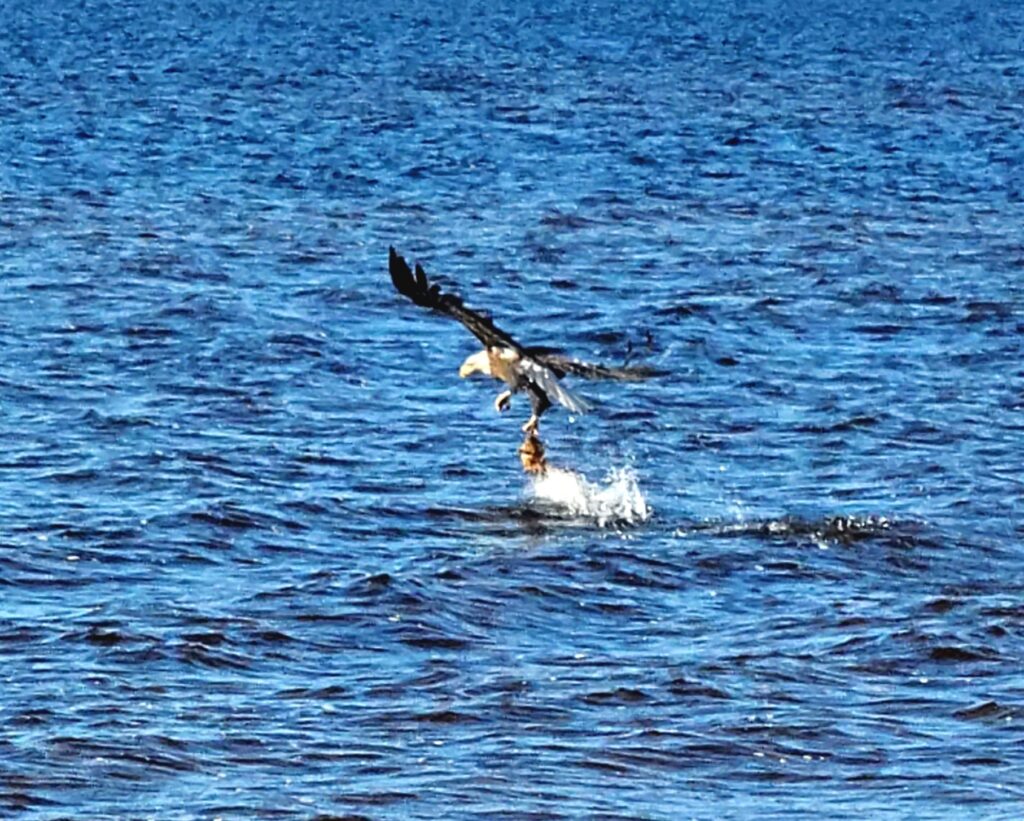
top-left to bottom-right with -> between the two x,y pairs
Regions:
389,247 -> 522,353
529,351 -> 664,381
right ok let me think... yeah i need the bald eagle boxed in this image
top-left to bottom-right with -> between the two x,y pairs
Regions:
388,247 -> 657,435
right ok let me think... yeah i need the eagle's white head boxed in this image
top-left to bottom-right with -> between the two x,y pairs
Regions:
459,349 -> 491,378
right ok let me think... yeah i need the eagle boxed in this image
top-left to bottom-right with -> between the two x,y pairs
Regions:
388,247 -> 657,435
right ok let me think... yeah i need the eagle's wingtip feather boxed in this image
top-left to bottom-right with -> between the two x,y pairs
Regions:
389,247 -> 434,307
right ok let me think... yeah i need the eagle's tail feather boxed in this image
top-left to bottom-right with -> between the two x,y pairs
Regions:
518,356 -> 592,416
548,380 -> 592,415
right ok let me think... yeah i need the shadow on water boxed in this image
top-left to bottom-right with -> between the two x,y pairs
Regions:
427,486 -> 924,554
675,514 -> 932,549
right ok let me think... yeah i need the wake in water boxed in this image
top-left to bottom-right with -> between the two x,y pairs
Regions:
528,465 -> 650,526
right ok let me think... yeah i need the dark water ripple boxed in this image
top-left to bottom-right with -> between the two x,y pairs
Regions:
3,1 -> 1024,818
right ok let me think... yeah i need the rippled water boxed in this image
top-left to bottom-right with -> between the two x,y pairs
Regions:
3,1 -> 1024,818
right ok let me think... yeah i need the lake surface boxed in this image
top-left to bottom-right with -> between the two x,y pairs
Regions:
2,1 -> 1023,818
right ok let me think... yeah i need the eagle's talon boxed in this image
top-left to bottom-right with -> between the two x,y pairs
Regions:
494,390 -> 512,413
521,415 -> 539,434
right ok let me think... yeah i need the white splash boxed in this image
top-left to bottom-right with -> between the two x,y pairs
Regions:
529,465 -> 650,526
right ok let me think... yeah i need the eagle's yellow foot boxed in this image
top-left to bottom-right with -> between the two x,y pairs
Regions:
521,415 -> 539,434
494,390 -> 512,413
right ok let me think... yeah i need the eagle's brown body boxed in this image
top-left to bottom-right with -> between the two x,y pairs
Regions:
458,346 -> 582,433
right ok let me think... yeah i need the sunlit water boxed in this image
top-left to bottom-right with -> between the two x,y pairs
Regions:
2,1 -> 1024,818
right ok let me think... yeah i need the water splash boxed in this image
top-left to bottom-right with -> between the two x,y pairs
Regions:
529,466 -> 650,526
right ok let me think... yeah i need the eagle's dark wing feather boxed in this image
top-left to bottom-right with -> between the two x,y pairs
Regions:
532,351 -> 664,381
389,247 -> 522,352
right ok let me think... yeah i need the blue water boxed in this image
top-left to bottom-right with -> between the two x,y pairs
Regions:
3,2 -> 1024,818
